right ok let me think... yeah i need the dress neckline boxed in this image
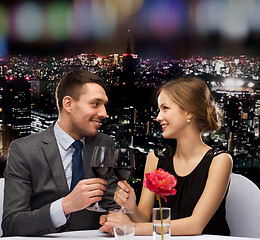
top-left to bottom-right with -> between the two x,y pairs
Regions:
172,148 -> 213,179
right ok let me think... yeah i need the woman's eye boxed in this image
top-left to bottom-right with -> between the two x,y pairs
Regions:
163,106 -> 168,110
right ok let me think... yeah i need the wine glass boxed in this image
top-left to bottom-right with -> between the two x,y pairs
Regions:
86,146 -> 113,212
113,147 -> 135,213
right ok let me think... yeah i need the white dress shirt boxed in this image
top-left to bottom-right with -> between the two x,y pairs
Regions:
50,122 -> 85,228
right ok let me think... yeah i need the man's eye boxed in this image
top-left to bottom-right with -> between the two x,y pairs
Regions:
92,103 -> 99,107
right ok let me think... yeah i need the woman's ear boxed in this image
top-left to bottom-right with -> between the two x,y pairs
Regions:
186,112 -> 193,122
62,96 -> 73,113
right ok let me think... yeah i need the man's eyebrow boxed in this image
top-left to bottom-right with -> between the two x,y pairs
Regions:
91,98 -> 109,104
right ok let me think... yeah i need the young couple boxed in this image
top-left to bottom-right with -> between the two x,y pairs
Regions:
3,69 -> 232,237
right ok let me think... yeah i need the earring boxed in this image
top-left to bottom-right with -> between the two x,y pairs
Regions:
187,118 -> 191,123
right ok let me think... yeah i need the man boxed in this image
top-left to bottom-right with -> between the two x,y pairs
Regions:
2,69 -> 119,236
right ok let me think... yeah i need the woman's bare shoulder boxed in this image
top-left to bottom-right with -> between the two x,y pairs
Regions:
144,150 -> 158,173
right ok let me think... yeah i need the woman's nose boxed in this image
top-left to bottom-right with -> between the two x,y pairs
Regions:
156,111 -> 162,122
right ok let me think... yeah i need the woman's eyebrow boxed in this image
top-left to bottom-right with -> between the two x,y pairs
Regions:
159,103 -> 167,108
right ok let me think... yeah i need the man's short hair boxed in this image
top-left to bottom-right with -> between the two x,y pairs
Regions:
55,69 -> 105,111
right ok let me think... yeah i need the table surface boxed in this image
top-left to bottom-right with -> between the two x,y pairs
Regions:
1,230 -> 257,240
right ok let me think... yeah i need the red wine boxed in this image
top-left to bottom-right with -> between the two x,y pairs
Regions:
114,167 -> 134,180
92,167 -> 112,179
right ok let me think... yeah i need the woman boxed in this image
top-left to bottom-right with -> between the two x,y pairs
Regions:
100,77 -> 233,236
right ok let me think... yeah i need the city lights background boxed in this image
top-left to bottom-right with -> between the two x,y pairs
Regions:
0,0 -> 260,58
0,0 -> 259,190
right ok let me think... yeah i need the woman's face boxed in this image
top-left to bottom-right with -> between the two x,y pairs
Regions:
156,90 -> 189,139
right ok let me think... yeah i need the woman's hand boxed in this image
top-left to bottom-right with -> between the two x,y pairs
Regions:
99,214 -> 114,236
114,180 -> 137,212
99,211 -> 135,235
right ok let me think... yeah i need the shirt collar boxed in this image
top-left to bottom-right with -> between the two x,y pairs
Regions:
54,122 -> 85,150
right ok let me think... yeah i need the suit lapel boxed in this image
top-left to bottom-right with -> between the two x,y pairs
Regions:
42,124 -> 70,197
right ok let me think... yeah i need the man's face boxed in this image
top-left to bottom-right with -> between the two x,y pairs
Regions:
68,83 -> 108,139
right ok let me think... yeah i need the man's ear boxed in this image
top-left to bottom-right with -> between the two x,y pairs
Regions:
62,96 -> 73,113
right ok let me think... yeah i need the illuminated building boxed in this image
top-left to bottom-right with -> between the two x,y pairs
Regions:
9,77 -> 31,139
31,110 -> 57,134
121,38 -> 139,86
0,76 -> 31,156
31,78 -> 58,113
0,76 -> 11,157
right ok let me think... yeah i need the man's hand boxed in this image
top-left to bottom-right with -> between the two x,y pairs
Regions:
62,178 -> 107,215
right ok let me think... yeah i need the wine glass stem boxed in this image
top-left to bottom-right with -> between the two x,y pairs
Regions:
94,202 -> 100,208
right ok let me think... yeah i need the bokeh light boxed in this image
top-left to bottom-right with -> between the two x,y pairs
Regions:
46,1 -> 72,41
71,0 -> 92,40
248,0 -> 260,31
0,4 -> 8,57
147,1 -> 180,39
0,4 -> 8,36
13,2 -> 44,42
112,0 -> 144,24
90,0 -> 117,40
1,0 -> 260,57
0,34 -> 8,58
195,0 -> 222,35
195,0 -> 259,40
220,0 -> 250,40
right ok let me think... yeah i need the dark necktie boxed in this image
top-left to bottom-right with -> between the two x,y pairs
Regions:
70,140 -> 84,191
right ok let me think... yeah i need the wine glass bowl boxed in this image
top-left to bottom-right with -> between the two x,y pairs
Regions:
113,148 -> 135,180
113,147 -> 135,213
86,146 -> 113,212
92,167 -> 112,179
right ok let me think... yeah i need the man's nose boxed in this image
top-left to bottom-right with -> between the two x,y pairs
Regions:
98,105 -> 107,119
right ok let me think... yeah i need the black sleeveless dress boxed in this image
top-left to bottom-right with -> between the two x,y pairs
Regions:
155,147 -> 230,236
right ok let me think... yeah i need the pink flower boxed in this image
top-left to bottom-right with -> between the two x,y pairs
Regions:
143,168 -> 177,202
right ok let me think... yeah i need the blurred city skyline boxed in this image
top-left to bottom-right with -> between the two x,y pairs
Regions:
1,0 -> 260,58
1,53 -> 259,187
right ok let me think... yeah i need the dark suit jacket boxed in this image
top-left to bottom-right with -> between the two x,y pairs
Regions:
2,124 -> 119,236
